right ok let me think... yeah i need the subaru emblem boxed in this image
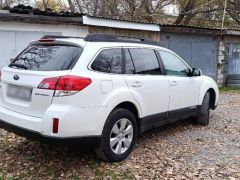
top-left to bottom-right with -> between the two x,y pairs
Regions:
13,75 -> 19,80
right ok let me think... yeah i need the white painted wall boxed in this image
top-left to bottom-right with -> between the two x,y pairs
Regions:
0,21 -> 88,68
83,16 -> 160,32
0,17 -> 160,68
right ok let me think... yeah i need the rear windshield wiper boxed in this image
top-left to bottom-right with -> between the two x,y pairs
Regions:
9,63 -> 28,70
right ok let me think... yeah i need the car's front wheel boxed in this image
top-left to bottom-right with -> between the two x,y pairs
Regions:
196,92 -> 210,125
95,108 -> 137,162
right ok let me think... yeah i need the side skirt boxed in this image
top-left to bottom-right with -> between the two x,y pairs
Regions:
140,106 -> 201,134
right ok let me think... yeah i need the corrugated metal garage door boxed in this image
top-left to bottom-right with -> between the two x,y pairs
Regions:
228,44 -> 240,75
160,33 -> 217,80
0,30 -> 60,68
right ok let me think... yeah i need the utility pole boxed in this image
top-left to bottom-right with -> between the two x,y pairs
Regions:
221,0 -> 227,30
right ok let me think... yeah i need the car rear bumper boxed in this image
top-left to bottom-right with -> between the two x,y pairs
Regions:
0,118 -> 101,146
0,120 -> 101,147
0,104 -> 102,146
0,104 -> 42,132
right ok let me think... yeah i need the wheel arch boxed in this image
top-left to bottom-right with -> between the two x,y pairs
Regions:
199,77 -> 219,110
207,88 -> 216,110
103,101 -> 141,137
114,101 -> 140,119
114,101 -> 141,133
200,88 -> 217,110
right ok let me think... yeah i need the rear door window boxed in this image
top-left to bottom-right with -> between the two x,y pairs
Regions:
129,48 -> 161,75
91,48 -> 123,74
10,44 -> 83,71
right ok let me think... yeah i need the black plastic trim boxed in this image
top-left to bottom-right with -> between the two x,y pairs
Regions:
41,35 -> 84,39
122,48 -> 127,74
140,106 -> 201,134
154,49 -> 166,75
0,120 -> 101,146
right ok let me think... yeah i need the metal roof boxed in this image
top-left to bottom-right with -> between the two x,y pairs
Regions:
0,12 -> 83,25
224,29 -> 240,36
83,16 -> 160,32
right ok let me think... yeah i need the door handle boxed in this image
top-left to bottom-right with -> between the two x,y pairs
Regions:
170,81 -> 178,87
132,81 -> 143,88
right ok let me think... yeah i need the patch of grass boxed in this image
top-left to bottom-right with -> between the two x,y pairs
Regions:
69,175 -> 81,180
219,86 -> 240,93
108,170 -> 118,180
120,170 -> 134,179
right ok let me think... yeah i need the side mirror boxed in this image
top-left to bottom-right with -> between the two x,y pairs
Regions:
191,68 -> 202,76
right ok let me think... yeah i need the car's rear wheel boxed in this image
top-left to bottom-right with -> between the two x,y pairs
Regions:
95,108 -> 137,162
196,92 -> 210,125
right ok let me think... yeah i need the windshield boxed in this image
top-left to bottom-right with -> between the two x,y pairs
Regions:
9,44 -> 83,71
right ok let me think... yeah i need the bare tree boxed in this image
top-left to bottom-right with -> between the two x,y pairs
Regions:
0,0 -> 30,8
175,0 -> 197,24
67,0 -> 75,13
1,0 -> 239,29
35,0 -> 66,11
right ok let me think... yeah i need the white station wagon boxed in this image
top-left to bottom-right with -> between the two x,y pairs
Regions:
0,34 -> 219,162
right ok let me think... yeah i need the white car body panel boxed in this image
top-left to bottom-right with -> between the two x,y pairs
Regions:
0,67 -> 70,117
168,76 -> 201,111
0,37 -> 219,138
124,74 -> 169,117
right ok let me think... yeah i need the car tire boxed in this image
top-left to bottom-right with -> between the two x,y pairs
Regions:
95,108 -> 137,162
196,92 -> 210,125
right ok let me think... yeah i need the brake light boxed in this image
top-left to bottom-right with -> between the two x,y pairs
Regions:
38,39 -> 55,43
38,75 -> 92,96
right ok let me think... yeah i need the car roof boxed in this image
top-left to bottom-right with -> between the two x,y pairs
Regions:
38,33 -> 165,48
33,33 -> 174,55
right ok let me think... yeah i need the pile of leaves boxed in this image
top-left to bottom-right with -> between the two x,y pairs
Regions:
1,92 -> 240,179
8,4 -> 83,17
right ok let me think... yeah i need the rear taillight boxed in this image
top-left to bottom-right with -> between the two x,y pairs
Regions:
38,77 -> 59,90
38,75 -> 92,97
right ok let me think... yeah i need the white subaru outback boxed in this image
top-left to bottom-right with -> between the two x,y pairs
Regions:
0,34 -> 219,162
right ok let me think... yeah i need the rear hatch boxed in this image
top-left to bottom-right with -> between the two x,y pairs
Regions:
0,41 -> 84,118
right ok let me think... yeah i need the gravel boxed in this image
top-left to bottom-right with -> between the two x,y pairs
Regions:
0,92 -> 240,179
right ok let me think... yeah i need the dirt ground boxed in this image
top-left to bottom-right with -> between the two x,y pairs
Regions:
0,92 -> 240,179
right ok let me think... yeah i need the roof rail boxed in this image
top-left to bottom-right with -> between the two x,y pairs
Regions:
84,33 -> 161,46
41,35 -> 84,39
40,34 -> 161,46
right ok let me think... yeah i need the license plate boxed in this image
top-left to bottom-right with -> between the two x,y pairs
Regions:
7,84 -> 32,102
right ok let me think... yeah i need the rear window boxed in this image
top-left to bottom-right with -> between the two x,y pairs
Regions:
9,44 -> 83,71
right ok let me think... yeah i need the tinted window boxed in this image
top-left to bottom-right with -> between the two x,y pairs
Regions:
91,48 -> 123,74
129,48 -> 160,75
125,49 -> 135,74
10,44 -> 82,71
159,51 -> 189,76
